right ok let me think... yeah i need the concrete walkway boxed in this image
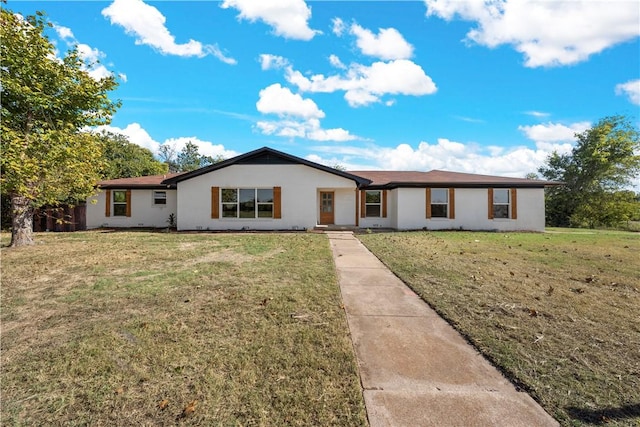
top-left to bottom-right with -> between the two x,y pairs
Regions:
327,231 -> 558,427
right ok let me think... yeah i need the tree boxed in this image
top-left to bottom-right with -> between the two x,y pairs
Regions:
538,115 -> 640,228
159,141 -> 223,172
1,10 -> 120,246
97,131 -> 168,179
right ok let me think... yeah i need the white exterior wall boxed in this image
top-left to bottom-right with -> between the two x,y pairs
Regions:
394,187 -> 546,232
176,164 -> 357,231
358,189 -> 395,229
86,189 -> 177,229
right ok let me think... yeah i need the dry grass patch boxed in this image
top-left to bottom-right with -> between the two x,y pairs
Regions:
358,229 -> 639,427
1,231 -> 366,426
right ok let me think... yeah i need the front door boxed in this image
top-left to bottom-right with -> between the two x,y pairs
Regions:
319,191 -> 334,225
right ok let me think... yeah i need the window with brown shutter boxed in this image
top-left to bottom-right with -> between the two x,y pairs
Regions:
426,188 -> 431,218
125,190 -> 131,217
382,190 -> 387,218
488,188 -> 494,219
511,188 -> 518,219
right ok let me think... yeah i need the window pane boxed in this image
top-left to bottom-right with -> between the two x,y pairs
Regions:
113,191 -> 126,203
366,191 -> 381,203
258,204 -> 273,218
493,189 -> 509,204
113,204 -> 127,216
257,189 -> 273,203
221,189 -> 237,203
239,189 -> 255,203
431,189 -> 448,204
493,205 -> 509,218
154,191 -> 166,204
222,204 -> 237,218
431,204 -> 448,218
366,205 -> 381,217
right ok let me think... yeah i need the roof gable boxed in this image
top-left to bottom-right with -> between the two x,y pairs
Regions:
163,147 -> 371,186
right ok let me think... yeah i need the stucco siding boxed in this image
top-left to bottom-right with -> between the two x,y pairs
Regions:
86,189 -> 177,229
176,164 -> 357,230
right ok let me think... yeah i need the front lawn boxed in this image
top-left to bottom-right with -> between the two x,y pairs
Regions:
1,231 -> 367,426
358,229 -> 640,427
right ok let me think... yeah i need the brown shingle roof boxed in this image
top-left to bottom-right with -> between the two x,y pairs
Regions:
97,173 -> 185,189
348,170 -> 559,188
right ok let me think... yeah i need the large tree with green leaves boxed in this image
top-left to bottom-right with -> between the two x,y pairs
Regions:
159,141 -> 223,172
97,131 -> 167,179
1,10 -> 120,246
538,115 -> 640,228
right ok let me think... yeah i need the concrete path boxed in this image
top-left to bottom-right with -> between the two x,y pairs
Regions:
327,231 -> 558,427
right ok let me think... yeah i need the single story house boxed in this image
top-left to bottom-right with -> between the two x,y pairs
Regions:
87,146 -> 559,232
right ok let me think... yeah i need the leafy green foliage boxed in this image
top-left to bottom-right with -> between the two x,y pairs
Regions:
97,131 -> 167,179
159,141 -> 223,172
539,116 -> 640,228
0,9 -> 120,246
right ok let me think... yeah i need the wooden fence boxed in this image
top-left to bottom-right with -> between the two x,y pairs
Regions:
33,204 -> 87,232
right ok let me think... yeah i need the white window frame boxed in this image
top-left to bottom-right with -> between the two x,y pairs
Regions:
493,189 -> 510,219
113,190 -> 127,216
430,188 -> 449,218
153,191 -> 167,206
221,188 -> 274,219
365,190 -> 382,218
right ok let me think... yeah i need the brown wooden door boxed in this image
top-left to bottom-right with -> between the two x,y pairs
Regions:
319,191 -> 334,225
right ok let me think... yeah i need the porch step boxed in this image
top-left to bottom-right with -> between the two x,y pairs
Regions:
313,225 -> 360,232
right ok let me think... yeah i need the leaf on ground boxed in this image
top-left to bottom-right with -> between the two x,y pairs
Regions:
158,399 -> 169,410
177,400 -> 197,419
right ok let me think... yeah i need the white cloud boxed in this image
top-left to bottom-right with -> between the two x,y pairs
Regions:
256,118 -> 359,142
286,59 -> 437,107
256,83 -> 324,119
102,0 -> 236,64
350,23 -> 414,60
424,0 -> 640,67
259,54 -> 289,70
52,24 -> 115,81
329,54 -> 346,69
525,111 -> 550,118
221,0 -> 319,41
518,121 -> 590,143
332,17 -> 345,37
615,79 -> 640,105
94,123 -> 238,159
54,25 -> 74,40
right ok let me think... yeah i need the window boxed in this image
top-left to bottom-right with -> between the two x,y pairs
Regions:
153,191 -> 167,205
430,188 -> 448,218
426,188 -> 455,219
492,189 -> 510,219
113,190 -> 128,216
365,190 -> 382,217
221,188 -> 274,219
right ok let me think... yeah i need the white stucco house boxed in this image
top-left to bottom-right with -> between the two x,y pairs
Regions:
86,147 -> 559,232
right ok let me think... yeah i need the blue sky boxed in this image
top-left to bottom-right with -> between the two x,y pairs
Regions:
13,0 -> 640,184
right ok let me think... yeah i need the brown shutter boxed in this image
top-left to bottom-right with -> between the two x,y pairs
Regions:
211,187 -> 219,219
449,188 -> 455,219
425,188 -> 432,219
273,186 -> 281,219
488,188 -> 494,219
511,188 -> 518,220
382,190 -> 387,218
125,190 -> 132,217
360,190 -> 366,218
355,189 -> 359,226
105,190 -> 111,217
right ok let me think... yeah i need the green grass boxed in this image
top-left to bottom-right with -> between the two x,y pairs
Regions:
357,228 -> 640,427
1,231 -> 367,426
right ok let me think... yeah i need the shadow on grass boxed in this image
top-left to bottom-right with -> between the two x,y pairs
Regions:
565,403 -> 640,425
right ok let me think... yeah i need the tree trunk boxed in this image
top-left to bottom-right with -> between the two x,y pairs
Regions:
10,193 -> 34,247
